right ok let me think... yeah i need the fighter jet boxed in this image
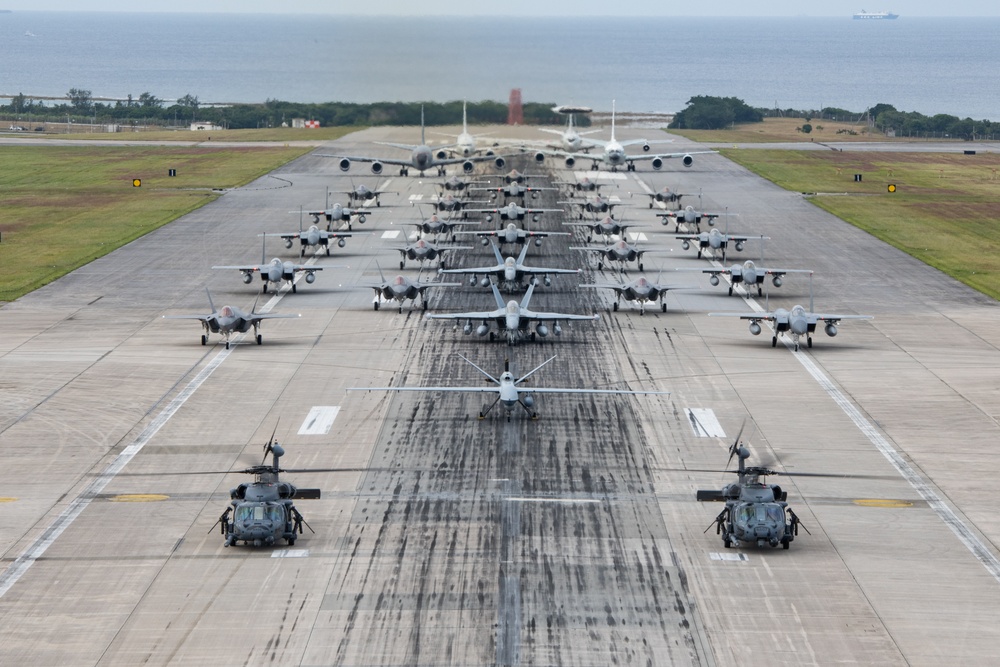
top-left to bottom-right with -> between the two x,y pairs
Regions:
559,193 -> 622,219
162,289 -> 299,349
709,288 -> 873,350
262,225 -> 359,257
672,229 -> 767,261
638,186 -> 692,208
580,273 -> 686,314
460,222 -> 571,249
555,175 -> 605,193
572,238 -> 657,271
363,262 -> 461,312
430,192 -> 490,217
322,106 -> 505,177
425,280 -> 599,345
406,212 -> 480,242
342,179 -> 396,207
656,205 -> 729,232
393,238 -> 471,270
439,175 -> 475,192
686,260 -> 812,296
465,201 -> 564,224
543,101 -> 713,172
348,355 -> 667,420
300,201 -> 372,231
563,215 -> 642,243
471,180 -> 558,202
438,242 -> 581,291
214,237 -> 323,293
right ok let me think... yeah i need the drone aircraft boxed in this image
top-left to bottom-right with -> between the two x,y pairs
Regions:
364,262 -> 461,312
709,287 -> 873,350
438,241 -> 581,291
425,280 -> 599,345
214,236 -> 323,293
348,355 -> 667,420
211,437 -> 319,547
162,289 -> 299,349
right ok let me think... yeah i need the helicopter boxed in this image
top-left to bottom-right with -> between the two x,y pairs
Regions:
210,435 -> 320,548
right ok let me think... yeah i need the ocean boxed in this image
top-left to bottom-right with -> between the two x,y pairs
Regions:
1,12 -> 998,120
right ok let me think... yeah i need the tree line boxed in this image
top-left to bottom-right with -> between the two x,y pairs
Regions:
669,96 -> 996,140
2,91 -> 578,129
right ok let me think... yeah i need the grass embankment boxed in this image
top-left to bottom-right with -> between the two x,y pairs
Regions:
718,147 -> 1000,300
40,126 -> 358,143
0,144 -> 314,301
671,117 -> 892,144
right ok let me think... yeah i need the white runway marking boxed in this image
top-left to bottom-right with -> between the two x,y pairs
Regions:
710,552 -> 749,562
297,406 -> 341,435
627,232 -> 649,242
272,549 -> 310,558
408,194 -> 425,201
380,230 -> 401,239
686,408 -> 726,437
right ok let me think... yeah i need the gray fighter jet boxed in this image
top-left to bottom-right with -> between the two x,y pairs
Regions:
465,201 -> 564,224
438,242 -> 581,291
686,260 -> 812,296
460,222 -> 571,249
363,262 -> 461,313
393,237 -> 472,270
342,179 -> 396,207
300,201 -> 372,231
214,237 -> 323,293
559,193 -> 621,219
407,212 -> 480,242
572,238 -> 657,271
472,180 -> 558,202
348,355 -> 667,420
638,186 -> 692,208
563,215 -> 642,242
657,205 -> 730,232
163,289 -> 299,349
580,273 -> 687,314
672,229 -> 767,261
710,288 -> 873,350
262,225 -> 358,257
425,280 -> 599,345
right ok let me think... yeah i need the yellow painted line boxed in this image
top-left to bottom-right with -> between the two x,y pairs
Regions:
0,497 -> 16,503
110,494 -> 170,503
853,498 -> 913,508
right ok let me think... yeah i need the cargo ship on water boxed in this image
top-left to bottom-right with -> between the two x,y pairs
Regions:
853,10 -> 899,19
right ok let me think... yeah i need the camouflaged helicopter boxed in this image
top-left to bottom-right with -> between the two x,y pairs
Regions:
211,437 -> 320,548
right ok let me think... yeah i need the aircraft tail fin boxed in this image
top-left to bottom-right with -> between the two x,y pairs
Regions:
375,259 -> 387,284
521,281 -> 536,310
491,240 -> 504,265
462,100 -> 468,134
515,243 -> 530,265
516,354 -> 557,385
261,233 -> 267,264
421,105 -> 425,146
490,279 -> 505,310
610,99 -> 616,143
205,287 -> 216,314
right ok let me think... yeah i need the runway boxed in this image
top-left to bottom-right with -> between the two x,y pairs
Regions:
2,123 -> 1000,666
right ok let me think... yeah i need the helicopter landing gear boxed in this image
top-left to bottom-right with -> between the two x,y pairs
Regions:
201,334 -> 207,346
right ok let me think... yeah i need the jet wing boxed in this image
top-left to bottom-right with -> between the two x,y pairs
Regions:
347,386 -> 496,394
628,150 -> 717,163
248,313 -> 301,323
438,264 -> 505,275
809,313 -> 874,324
708,311 -> 778,321
319,154 -> 417,169
425,309 -> 504,321
162,314 -> 213,322
579,283 -> 628,295
212,264 -> 262,272
524,387 -> 669,396
519,309 -> 600,322
518,266 -> 581,275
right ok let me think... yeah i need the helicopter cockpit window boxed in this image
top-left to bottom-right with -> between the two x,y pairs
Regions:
737,506 -> 755,524
764,505 -> 783,524
266,505 -> 285,522
235,505 -> 258,523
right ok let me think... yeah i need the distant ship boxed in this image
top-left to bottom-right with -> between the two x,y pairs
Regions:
853,10 -> 899,19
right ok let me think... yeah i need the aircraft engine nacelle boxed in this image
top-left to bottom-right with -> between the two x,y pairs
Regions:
481,237 -> 490,246
338,158 -> 352,172
564,156 -> 576,169
681,154 -> 694,168
532,214 -> 540,223
475,324 -> 490,337
435,149 -> 449,160
485,149 -> 495,157
522,394 -> 535,408
749,321 -> 762,336
772,275 -> 782,287
553,323 -> 563,336
681,240 -> 690,250
370,161 -> 384,175
463,321 -> 473,335
709,274 -> 720,286
543,276 -> 551,287
494,156 -> 506,170
735,241 -> 745,252
241,273 -> 254,285
534,152 -> 545,164
305,271 -> 316,284
825,323 -> 838,337
284,239 -> 294,249
642,143 -> 651,152
485,214 -> 494,223
479,277 -> 490,287
462,160 -> 475,174
651,157 -> 663,170
337,238 -> 347,248
534,238 -> 542,247
535,324 -> 549,338
358,214 -> 366,223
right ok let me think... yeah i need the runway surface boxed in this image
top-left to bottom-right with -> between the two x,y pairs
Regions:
2,123 -> 1000,666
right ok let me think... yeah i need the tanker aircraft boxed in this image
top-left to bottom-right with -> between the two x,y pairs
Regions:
163,289 -> 299,349
425,280 -> 599,345
438,242 -> 581,291
321,106 -> 505,177
348,355 -> 667,420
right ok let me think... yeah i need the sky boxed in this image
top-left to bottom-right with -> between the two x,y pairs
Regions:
0,1 -> 997,16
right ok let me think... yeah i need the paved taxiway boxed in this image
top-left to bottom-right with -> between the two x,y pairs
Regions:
1,123 -> 1000,666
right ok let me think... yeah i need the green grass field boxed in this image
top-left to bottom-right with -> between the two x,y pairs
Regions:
0,144 -> 314,301
719,147 -> 1000,299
